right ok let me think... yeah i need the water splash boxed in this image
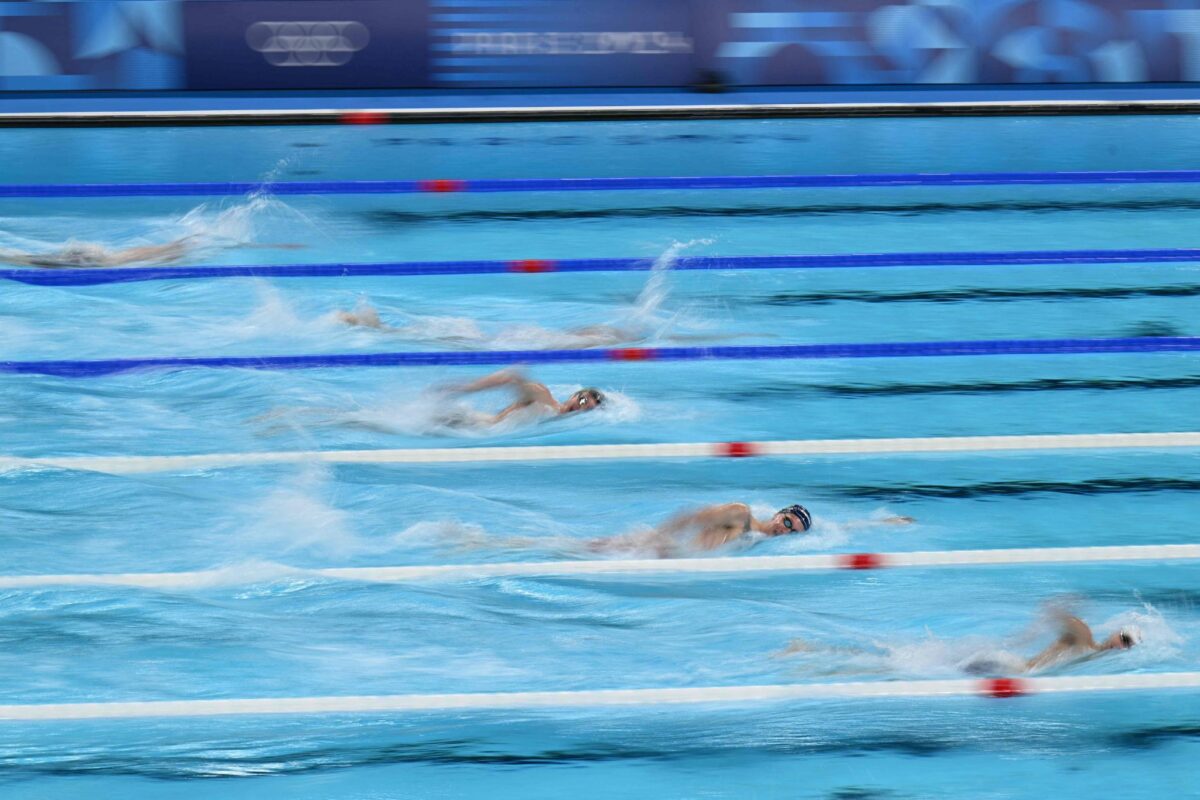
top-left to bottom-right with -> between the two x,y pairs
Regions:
618,237 -> 713,332
239,466 -> 358,559
170,192 -> 318,254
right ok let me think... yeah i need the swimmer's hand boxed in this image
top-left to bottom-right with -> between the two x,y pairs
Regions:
843,514 -> 916,531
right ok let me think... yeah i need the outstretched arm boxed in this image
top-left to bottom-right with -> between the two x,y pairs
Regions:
101,239 -> 193,267
106,239 -> 305,267
226,242 -> 307,251
0,250 -> 37,267
843,515 -> 915,530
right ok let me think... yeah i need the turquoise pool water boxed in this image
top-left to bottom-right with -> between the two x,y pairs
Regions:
1,116 -> 1198,799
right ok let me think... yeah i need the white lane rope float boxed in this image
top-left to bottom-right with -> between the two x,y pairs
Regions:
3,431 -> 1199,476
1,672 -> 1198,721
1,544 -> 1197,591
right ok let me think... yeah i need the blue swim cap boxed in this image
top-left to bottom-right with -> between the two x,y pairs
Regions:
779,504 -> 812,532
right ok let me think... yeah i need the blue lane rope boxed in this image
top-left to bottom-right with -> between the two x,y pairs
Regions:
4,337 -> 1197,378
7,170 -> 1200,198
6,248 -> 1200,287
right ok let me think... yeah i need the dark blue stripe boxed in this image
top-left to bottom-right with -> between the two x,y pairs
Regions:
4,338 -> 1197,378
6,248 -> 1200,287
8,170 -> 1200,198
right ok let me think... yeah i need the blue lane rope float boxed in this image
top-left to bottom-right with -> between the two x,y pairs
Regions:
7,248 -> 1200,287
9,170 -> 1200,198
3,337 -> 1198,378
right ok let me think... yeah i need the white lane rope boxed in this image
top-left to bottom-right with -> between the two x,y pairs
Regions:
1,672 -> 1197,721
1,544 -> 1196,591
3,431 -> 1198,476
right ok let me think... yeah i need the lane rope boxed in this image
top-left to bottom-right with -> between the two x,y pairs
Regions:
1,672 -> 1198,720
5,432 -> 1199,476
1,544 -> 1197,591
7,247 -> 1200,286
4,336 -> 1198,377
8,170 -> 1200,198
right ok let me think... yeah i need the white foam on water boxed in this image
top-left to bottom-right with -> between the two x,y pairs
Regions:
1099,600 -> 1184,664
239,466 -> 359,559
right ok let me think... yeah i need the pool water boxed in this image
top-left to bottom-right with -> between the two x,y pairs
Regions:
1,115 -> 1198,799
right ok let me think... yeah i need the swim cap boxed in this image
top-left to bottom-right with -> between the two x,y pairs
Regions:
1120,626 -> 1143,646
779,504 -> 812,532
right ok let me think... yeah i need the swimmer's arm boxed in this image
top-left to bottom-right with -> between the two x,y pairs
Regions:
673,504 -> 753,552
489,402 -> 527,425
773,638 -> 873,659
102,241 -> 191,267
1026,615 -> 1098,670
452,369 -> 529,394
693,526 -> 738,552
458,371 -> 557,410
843,515 -> 916,530
658,503 -> 750,537
0,251 -> 36,266
1057,615 -> 1098,649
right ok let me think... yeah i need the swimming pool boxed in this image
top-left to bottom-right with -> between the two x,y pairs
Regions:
1,114 -> 1198,799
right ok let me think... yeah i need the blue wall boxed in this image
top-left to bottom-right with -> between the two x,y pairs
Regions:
2,0 -> 1199,92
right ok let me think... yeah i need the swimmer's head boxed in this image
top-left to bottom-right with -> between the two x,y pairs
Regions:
769,504 -> 812,535
1105,627 -> 1141,650
563,388 -> 604,414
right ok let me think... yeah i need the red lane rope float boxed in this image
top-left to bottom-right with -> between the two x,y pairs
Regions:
507,258 -> 556,273
417,178 -> 466,193
983,678 -> 1028,698
608,347 -> 656,361
717,441 -> 759,458
840,553 -> 886,570
339,110 -> 389,125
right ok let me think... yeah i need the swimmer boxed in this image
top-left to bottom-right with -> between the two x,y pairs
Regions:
447,368 -> 604,425
336,301 -> 754,350
1,235 -> 304,269
1022,612 -> 1138,672
778,609 -> 1138,675
338,303 -> 642,349
590,502 -> 914,557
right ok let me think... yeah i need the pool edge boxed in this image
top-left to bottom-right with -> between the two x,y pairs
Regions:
5,99 -> 1200,127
